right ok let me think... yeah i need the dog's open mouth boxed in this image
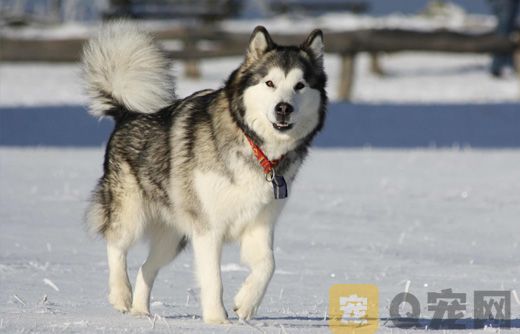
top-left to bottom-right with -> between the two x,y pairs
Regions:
272,122 -> 293,131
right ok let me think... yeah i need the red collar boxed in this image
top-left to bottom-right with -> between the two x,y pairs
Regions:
243,132 -> 283,176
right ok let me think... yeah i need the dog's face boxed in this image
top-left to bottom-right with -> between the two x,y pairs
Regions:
230,27 -> 327,146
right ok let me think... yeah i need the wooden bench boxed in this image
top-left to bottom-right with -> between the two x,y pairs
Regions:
1,28 -> 518,100
162,28 -> 520,99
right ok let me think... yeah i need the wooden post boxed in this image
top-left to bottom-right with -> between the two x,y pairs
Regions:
183,39 -> 201,79
338,53 -> 356,101
515,48 -> 520,98
369,52 -> 384,76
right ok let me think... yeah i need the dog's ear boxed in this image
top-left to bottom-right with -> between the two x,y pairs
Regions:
301,29 -> 324,68
247,26 -> 274,61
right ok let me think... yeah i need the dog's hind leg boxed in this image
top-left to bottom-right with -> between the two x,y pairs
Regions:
234,220 -> 275,320
106,242 -> 133,312
101,169 -> 147,313
131,224 -> 186,316
87,186 -> 136,313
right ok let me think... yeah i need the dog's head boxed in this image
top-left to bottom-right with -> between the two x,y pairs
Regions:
226,26 -> 327,150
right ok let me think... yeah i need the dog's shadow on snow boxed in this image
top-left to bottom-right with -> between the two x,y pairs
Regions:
255,317 -> 520,330
162,314 -> 330,328
255,315 -> 330,328
381,318 -> 520,330
162,315 -> 520,330
3,104 -> 520,148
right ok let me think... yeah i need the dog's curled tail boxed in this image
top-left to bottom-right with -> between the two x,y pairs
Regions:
82,21 -> 175,117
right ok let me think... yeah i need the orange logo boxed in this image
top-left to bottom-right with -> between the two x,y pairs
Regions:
328,284 -> 379,334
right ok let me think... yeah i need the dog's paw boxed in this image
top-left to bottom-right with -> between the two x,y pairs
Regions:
203,317 -> 231,325
233,303 -> 258,321
233,288 -> 259,320
233,289 -> 258,320
109,295 -> 132,313
131,296 -> 151,317
109,288 -> 132,313
130,307 -> 151,317
202,307 -> 230,325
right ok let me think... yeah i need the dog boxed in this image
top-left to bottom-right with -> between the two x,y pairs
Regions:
82,21 -> 327,324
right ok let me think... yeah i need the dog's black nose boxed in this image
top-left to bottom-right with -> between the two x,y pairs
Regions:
275,102 -> 294,116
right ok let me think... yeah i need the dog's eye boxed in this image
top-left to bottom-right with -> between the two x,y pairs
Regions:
265,80 -> 275,88
294,82 -> 305,91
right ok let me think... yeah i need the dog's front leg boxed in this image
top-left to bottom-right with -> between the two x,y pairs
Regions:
192,231 -> 229,324
234,221 -> 275,321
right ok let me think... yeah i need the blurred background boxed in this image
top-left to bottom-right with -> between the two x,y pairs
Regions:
0,0 -> 519,147
2,2 -> 520,332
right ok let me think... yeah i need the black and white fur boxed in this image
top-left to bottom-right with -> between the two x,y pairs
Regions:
83,21 -> 327,324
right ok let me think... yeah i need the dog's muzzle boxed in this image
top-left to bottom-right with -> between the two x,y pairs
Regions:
273,102 -> 294,131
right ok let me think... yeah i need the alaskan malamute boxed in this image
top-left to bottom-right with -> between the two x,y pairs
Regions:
83,21 -> 327,323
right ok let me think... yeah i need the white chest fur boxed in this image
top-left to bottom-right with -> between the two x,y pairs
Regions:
193,160 -> 280,239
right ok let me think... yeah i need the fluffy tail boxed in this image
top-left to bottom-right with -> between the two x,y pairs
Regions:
82,21 -> 175,117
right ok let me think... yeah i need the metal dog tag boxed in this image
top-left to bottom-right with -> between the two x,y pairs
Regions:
272,175 -> 288,199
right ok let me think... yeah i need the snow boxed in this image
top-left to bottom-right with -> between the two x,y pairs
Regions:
0,63 -> 87,107
0,11 -> 496,40
0,22 -> 94,40
1,9 -> 519,332
221,11 -> 495,33
1,52 -> 518,107
349,53 -> 518,103
1,148 -> 519,332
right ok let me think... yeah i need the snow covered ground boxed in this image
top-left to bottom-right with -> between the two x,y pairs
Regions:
1,10 -> 519,333
1,148 -> 519,333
